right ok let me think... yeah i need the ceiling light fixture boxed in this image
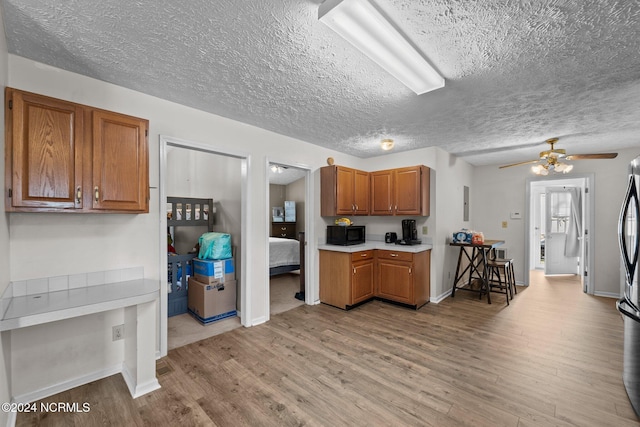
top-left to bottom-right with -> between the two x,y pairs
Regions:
318,0 -> 445,95
531,160 -> 573,176
270,164 -> 284,173
380,138 -> 394,150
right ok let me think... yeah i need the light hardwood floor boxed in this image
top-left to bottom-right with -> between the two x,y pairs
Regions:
18,272 -> 640,426
167,273 -> 304,350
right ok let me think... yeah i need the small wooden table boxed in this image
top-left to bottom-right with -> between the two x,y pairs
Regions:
450,240 -> 504,304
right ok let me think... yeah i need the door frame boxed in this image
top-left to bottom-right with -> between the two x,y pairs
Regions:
265,157 -> 314,319
158,135 -> 251,357
525,174 -> 594,293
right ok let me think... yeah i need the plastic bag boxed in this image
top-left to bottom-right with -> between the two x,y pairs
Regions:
198,232 -> 232,260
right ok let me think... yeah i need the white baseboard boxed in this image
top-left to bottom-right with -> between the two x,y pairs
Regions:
431,288 -> 453,304
4,411 -> 15,427
12,363 -> 123,405
121,365 -> 161,398
594,291 -> 620,299
251,316 -> 268,326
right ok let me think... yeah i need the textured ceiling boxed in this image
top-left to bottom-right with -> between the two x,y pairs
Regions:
3,0 -> 640,166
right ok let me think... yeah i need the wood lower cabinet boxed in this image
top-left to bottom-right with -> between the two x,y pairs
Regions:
319,250 -> 374,309
320,248 -> 430,310
376,249 -> 430,308
5,87 -> 149,213
272,222 -> 296,239
321,165 -> 369,216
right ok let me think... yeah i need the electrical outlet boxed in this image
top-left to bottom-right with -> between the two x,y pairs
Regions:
422,226 -> 428,234
112,324 -> 124,341
502,221 -> 508,228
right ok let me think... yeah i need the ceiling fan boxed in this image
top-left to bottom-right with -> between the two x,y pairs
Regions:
499,137 -> 618,175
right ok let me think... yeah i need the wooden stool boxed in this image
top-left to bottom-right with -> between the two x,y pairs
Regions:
486,259 -> 513,304
494,258 -> 516,297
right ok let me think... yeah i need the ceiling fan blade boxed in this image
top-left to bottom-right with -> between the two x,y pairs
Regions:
565,153 -> 618,160
499,159 -> 541,169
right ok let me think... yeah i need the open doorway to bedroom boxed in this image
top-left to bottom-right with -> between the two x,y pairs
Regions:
268,162 -> 308,316
159,136 -> 248,355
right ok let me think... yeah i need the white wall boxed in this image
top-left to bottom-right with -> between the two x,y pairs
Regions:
472,147 -> 640,295
285,178 -> 306,235
0,5 -> 11,425
5,55 -> 360,401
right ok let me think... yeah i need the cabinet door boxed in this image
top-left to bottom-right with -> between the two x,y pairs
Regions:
335,166 -> 355,215
394,166 -> 422,215
90,110 -> 149,212
377,259 -> 413,304
370,170 -> 393,215
352,259 -> 374,304
353,169 -> 370,215
7,89 -> 84,210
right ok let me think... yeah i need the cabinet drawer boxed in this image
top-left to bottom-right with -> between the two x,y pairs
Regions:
376,250 -> 413,262
352,250 -> 374,262
272,222 -> 296,238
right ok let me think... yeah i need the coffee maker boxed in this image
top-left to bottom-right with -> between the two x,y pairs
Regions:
397,219 -> 421,245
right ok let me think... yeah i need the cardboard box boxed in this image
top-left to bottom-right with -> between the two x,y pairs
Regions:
187,277 -> 237,324
193,257 -> 235,284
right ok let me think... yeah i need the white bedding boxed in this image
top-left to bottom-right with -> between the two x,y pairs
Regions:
269,237 -> 300,268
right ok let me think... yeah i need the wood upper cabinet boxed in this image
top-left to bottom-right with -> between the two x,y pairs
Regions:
321,165 -> 369,216
376,249 -> 430,308
5,88 -> 149,213
370,165 -> 430,216
370,169 -> 393,215
6,88 -> 84,210
319,249 -> 374,309
90,109 -> 148,212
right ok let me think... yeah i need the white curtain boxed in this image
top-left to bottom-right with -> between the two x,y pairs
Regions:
565,187 -> 582,257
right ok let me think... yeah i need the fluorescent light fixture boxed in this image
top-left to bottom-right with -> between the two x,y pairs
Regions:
319,0 -> 444,95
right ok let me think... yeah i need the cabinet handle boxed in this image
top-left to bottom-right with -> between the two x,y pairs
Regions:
395,205 -> 398,212
76,186 -> 82,204
409,267 -> 412,274
390,253 -> 398,257
355,204 -> 358,210
360,253 -> 367,257
388,205 -> 392,212
280,234 -> 287,237
281,227 -> 287,230
353,267 -> 356,274
94,186 -> 99,202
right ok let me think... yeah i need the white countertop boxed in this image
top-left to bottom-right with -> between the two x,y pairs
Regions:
0,278 -> 160,332
318,242 -> 433,253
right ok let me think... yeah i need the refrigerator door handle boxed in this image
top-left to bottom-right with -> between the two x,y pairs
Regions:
619,176 -> 640,286
617,298 -> 640,323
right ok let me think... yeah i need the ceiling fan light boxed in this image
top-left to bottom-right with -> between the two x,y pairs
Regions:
562,163 -> 573,174
531,164 -> 548,175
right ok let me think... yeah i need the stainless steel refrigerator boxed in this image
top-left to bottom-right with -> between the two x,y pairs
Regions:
618,155 -> 640,417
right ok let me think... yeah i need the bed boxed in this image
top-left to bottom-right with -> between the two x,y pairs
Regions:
167,196 -> 214,317
269,236 -> 300,275
269,233 -> 306,300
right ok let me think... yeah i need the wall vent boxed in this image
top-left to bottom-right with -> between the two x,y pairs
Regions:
494,248 -> 508,259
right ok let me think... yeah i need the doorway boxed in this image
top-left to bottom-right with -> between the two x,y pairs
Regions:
526,175 -> 594,293
266,159 -> 312,319
159,135 -> 249,357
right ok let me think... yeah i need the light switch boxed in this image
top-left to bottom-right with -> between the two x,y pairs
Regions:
502,221 -> 508,228
422,226 -> 428,234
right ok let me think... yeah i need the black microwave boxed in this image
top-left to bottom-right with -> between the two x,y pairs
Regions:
326,225 -> 366,246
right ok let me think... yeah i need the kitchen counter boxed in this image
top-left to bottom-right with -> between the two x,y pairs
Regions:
318,242 -> 432,253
